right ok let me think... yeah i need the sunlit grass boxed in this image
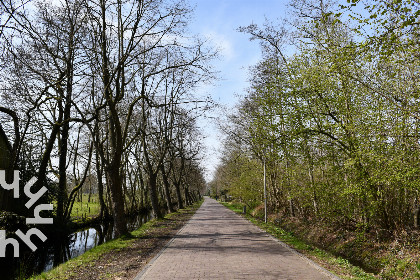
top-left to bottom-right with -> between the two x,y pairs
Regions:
52,194 -> 101,220
69,194 -> 100,219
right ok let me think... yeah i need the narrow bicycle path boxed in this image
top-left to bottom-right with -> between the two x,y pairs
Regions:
134,197 -> 339,280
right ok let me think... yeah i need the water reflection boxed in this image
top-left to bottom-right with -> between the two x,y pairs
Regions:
0,212 -> 151,280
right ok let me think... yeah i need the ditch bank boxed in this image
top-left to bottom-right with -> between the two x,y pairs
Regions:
27,201 -> 202,280
0,209 -> 152,279
221,201 -> 420,280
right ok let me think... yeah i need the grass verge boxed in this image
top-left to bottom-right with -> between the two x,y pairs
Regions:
29,200 -> 203,280
220,201 -> 378,280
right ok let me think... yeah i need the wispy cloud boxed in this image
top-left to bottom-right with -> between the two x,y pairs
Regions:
204,31 -> 235,61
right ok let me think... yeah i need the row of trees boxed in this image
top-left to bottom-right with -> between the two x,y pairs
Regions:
213,0 -> 420,232
0,0 -> 212,237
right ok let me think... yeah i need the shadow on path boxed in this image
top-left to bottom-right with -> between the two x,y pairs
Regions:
134,197 -> 339,280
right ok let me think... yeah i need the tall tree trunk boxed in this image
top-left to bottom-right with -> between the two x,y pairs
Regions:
160,164 -> 174,213
172,159 -> 184,209
35,91 -> 64,202
148,172 -> 162,218
184,186 -> 191,206
106,161 -> 128,236
57,62 -> 73,225
99,0 -> 128,237
174,181 -> 183,209
139,169 -> 145,209
95,148 -> 108,219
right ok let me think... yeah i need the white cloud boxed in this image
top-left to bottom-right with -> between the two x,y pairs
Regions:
204,31 -> 235,61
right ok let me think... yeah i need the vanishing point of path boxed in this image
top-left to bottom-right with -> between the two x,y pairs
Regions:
134,197 -> 340,280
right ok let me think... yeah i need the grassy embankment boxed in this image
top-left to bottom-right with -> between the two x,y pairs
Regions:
30,200 -> 203,280
221,201 -> 420,280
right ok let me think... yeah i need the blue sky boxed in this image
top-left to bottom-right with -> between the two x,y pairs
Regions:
190,0 -> 289,105
186,0 -> 371,182
187,0 -> 290,181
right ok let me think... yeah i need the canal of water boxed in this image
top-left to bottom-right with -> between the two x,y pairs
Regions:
0,213 -> 152,280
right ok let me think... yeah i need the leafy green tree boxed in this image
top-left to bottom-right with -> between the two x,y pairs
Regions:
217,0 -> 420,232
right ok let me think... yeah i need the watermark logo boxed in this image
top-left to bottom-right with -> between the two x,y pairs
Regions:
0,170 -> 53,257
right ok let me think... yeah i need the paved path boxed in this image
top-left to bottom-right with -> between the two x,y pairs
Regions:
134,197 -> 338,280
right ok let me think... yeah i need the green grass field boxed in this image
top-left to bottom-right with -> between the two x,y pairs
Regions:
70,194 -> 100,219
52,193 -> 101,219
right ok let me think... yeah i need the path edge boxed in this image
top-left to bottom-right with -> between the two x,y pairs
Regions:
133,203 -> 203,280
220,201 -> 342,280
